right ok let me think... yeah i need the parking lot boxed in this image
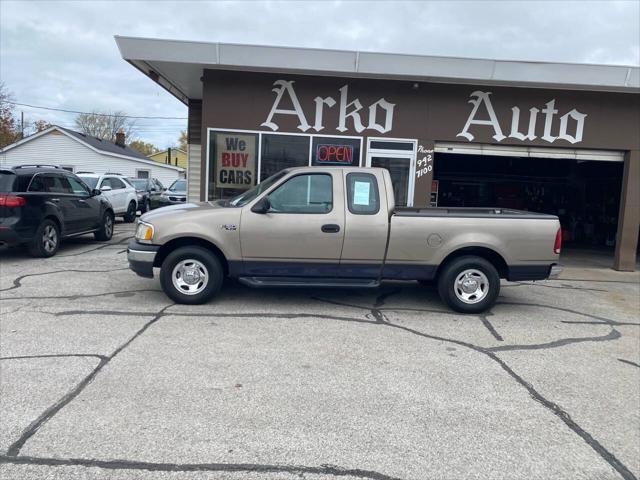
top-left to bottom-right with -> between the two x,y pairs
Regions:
0,221 -> 638,480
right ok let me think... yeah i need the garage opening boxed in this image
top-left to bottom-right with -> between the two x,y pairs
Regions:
433,143 -> 625,267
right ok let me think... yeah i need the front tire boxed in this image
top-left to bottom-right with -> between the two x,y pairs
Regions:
160,246 -> 223,304
28,219 -> 60,257
437,256 -> 500,313
123,201 -> 137,223
94,210 -> 114,241
140,198 -> 150,214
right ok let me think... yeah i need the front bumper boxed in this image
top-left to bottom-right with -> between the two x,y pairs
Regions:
127,240 -> 159,278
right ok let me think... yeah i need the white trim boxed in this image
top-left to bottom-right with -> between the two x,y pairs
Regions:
205,127 -> 364,199
366,137 -> 418,207
434,142 -> 625,162
1,126 -> 185,172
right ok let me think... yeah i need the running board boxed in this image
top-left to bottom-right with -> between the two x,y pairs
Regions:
238,276 -> 380,288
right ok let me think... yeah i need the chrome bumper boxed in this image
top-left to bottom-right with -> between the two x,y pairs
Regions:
127,248 -> 157,263
127,240 -> 159,278
549,264 -> 563,278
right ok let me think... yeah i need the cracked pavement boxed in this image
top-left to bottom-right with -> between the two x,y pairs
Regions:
0,222 -> 639,480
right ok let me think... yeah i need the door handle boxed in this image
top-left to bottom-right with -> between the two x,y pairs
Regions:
321,224 -> 340,233
50,198 -> 60,203
78,199 -> 87,203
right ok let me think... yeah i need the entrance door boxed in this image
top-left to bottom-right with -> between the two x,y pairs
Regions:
366,139 -> 416,207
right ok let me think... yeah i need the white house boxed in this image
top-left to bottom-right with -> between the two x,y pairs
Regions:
0,126 -> 185,186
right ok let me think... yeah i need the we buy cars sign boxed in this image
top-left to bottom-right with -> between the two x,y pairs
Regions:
214,133 -> 256,189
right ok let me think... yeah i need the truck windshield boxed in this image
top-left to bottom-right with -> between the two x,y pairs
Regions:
228,170 -> 288,207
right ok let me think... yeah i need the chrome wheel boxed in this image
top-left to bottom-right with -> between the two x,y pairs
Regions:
105,214 -> 113,237
171,259 -> 209,295
42,225 -> 58,253
454,269 -> 489,304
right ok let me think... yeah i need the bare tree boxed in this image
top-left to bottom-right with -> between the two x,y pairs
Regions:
178,130 -> 188,151
0,82 -> 20,148
75,111 -> 137,142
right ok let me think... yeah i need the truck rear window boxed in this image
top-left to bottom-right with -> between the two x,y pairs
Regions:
346,172 -> 380,215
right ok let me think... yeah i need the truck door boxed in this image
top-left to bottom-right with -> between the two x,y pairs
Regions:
240,172 -> 345,277
339,171 -> 389,278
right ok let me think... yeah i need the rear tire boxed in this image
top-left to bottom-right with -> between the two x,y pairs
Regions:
140,199 -> 150,214
28,219 -> 60,257
437,255 -> 500,314
160,246 -> 224,304
94,211 -> 114,241
123,201 -> 137,223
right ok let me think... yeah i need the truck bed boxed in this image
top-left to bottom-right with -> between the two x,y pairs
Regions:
394,207 -> 558,220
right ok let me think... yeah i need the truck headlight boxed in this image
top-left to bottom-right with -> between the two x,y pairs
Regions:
135,221 -> 154,243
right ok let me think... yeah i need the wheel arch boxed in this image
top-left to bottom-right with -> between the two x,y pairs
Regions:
436,246 -> 509,279
153,237 -> 229,276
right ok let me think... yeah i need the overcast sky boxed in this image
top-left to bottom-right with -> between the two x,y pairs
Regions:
1,0 -> 638,148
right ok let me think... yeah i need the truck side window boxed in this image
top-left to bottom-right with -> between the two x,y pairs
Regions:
346,173 -> 379,215
267,174 -> 332,214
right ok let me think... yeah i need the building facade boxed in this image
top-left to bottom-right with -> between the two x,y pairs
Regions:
116,37 -> 640,271
148,148 -> 188,170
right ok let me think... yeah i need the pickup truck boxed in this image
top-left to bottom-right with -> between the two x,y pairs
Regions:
127,167 -> 562,313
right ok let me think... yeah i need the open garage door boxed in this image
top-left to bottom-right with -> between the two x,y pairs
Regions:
433,142 -> 625,260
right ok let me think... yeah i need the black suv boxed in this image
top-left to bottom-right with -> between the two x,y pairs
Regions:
0,165 -> 115,257
127,177 -> 164,213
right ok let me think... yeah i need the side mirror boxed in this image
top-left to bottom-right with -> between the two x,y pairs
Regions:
251,196 -> 271,214
150,187 -> 157,192
100,185 -> 112,192
92,188 -> 101,196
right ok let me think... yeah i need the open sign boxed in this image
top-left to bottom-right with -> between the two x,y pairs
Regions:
315,144 -> 354,164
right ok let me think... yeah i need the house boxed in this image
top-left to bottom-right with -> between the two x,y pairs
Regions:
148,148 -> 187,169
0,126 -> 185,186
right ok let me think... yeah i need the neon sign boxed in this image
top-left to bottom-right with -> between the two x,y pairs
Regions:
315,144 -> 354,164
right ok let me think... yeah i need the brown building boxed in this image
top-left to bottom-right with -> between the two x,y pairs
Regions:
116,37 -> 640,271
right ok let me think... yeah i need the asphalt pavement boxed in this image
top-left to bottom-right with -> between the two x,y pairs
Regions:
0,221 -> 638,480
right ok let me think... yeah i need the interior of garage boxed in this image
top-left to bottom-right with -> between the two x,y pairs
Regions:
433,153 -> 625,254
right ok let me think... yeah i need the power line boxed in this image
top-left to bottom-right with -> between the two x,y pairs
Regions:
5,101 -> 187,120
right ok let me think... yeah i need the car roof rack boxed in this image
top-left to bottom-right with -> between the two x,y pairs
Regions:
104,172 -> 124,175
76,171 -> 96,174
13,164 -> 60,169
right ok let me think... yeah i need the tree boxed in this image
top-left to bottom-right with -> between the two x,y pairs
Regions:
32,119 -> 52,133
75,111 -> 136,142
0,82 -> 20,148
178,130 -> 187,151
129,140 -> 159,156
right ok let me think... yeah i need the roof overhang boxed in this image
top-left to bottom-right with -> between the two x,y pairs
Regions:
115,35 -> 640,105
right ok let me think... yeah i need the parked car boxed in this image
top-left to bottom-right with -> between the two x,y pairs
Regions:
128,177 -> 164,213
158,179 -> 186,207
77,173 -> 138,222
0,165 -> 114,257
127,167 -> 562,313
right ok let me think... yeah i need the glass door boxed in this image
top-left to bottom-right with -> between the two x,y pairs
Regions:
366,139 -> 416,207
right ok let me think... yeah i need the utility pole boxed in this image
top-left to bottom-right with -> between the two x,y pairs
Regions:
20,111 -> 24,139
167,147 -> 171,165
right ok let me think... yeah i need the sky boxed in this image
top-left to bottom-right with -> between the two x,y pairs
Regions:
1,0 -> 638,148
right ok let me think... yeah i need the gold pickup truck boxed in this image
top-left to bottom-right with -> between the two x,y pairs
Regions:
127,167 -> 562,313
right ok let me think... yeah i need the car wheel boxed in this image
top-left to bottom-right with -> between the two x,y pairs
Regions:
160,246 -> 223,305
123,201 -> 137,223
437,255 -> 500,314
28,219 -> 60,257
94,211 -> 114,241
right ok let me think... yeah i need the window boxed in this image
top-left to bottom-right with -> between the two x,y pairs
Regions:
153,179 -> 164,190
42,174 -> 72,194
106,177 -> 126,190
346,173 -> 380,215
312,137 -> 360,167
79,176 -> 98,189
209,131 -> 258,200
28,175 -> 45,192
260,134 -> 309,182
136,169 -> 150,179
66,176 -> 90,196
267,174 -> 332,214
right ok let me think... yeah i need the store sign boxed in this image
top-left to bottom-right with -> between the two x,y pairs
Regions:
261,80 -> 395,134
214,133 -> 255,189
315,144 -> 354,164
457,91 -> 587,144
